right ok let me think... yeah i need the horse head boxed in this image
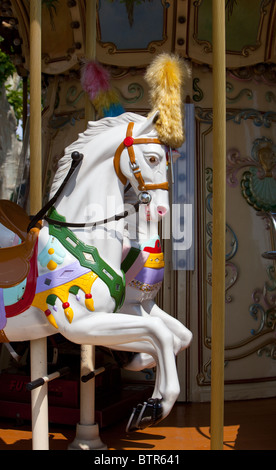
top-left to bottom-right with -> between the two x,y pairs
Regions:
114,112 -> 170,222
114,53 -> 191,223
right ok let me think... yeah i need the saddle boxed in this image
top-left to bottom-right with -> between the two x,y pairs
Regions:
0,200 -> 41,288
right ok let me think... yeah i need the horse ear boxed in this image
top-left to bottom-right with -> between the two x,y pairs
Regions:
134,111 -> 159,137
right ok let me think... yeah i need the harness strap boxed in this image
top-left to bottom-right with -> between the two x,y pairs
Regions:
30,121 -> 167,231
114,122 -> 169,191
28,151 -> 83,232
47,208 -> 125,312
121,247 -> 140,275
45,200 -> 140,228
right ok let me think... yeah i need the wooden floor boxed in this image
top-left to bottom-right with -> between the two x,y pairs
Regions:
0,397 -> 275,450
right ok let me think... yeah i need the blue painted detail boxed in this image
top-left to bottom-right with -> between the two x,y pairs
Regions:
2,278 -> 27,307
38,236 -> 66,268
140,235 -> 160,251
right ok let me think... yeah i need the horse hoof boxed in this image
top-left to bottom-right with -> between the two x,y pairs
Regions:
126,403 -> 143,432
136,398 -> 163,429
126,398 -> 163,432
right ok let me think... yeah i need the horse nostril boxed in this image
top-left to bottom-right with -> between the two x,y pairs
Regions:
157,206 -> 167,216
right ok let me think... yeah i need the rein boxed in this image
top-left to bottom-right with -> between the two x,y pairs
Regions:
28,152 -> 140,229
28,121 -> 168,231
45,200 -> 140,228
27,151 -> 84,232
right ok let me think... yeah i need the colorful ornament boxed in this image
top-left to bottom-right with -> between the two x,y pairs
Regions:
38,236 -> 66,271
32,271 -> 98,329
144,53 -> 191,149
81,60 -> 125,118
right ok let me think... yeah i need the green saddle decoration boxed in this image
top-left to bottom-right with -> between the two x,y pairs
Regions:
47,207 -> 125,312
121,247 -> 140,274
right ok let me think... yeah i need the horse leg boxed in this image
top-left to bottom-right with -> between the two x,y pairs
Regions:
113,342 -> 156,371
119,300 -> 192,360
142,299 -> 193,355
116,303 -> 157,370
114,303 -> 161,409
65,312 -> 180,430
116,299 -> 192,430
110,340 -> 162,431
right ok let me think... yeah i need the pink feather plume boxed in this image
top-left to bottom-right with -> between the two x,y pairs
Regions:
81,61 -> 111,101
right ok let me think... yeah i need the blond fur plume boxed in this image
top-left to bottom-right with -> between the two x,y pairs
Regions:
145,53 -> 191,148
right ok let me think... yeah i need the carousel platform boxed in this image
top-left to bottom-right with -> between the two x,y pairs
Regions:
0,397 -> 275,450
0,370 -> 153,429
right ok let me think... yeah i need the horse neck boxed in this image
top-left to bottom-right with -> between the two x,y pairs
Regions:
125,203 -> 159,248
53,144 -> 125,271
138,214 -> 159,246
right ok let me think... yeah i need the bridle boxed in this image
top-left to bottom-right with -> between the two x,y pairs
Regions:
28,121 -> 169,231
114,122 -> 169,192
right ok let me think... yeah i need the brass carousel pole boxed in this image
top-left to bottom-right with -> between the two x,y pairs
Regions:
29,0 -> 49,450
80,0 -> 97,433
68,0 -> 106,450
210,0 -> 226,450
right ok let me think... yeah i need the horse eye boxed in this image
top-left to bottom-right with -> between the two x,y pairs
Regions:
149,156 -> 158,164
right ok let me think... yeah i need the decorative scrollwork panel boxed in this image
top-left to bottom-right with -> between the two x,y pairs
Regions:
194,101 -> 276,391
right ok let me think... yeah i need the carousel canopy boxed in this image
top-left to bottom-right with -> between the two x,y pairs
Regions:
0,0 -> 275,75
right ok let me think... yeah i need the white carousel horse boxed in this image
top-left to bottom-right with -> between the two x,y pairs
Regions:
0,111 -> 182,430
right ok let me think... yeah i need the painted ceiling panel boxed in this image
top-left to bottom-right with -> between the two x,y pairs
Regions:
96,0 -> 175,66
178,0 -> 276,67
97,0 -> 165,50
0,0 -> 275,74
197,0 -> 261,52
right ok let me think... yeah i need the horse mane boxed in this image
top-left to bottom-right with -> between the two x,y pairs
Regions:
50,112 -> 145,197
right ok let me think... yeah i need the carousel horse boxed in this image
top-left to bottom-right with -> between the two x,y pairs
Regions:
0,111 -> 183,429
0,53 -> 191,431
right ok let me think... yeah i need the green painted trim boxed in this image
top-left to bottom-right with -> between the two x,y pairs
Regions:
46,294 -> 57,306
121,247 -> 140,274
47,207 -> 125,312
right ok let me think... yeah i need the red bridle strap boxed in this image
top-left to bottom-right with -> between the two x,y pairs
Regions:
113,122 -> 169,191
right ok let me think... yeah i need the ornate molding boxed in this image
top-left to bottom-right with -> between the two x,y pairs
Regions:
96,0 -> 175,66
228,63 -> 276,85
227,137 -> 276,212
190,0 -> 275,67
226,82 -> 253,104
195,107 -> 276,387
205,167 -> 239,305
